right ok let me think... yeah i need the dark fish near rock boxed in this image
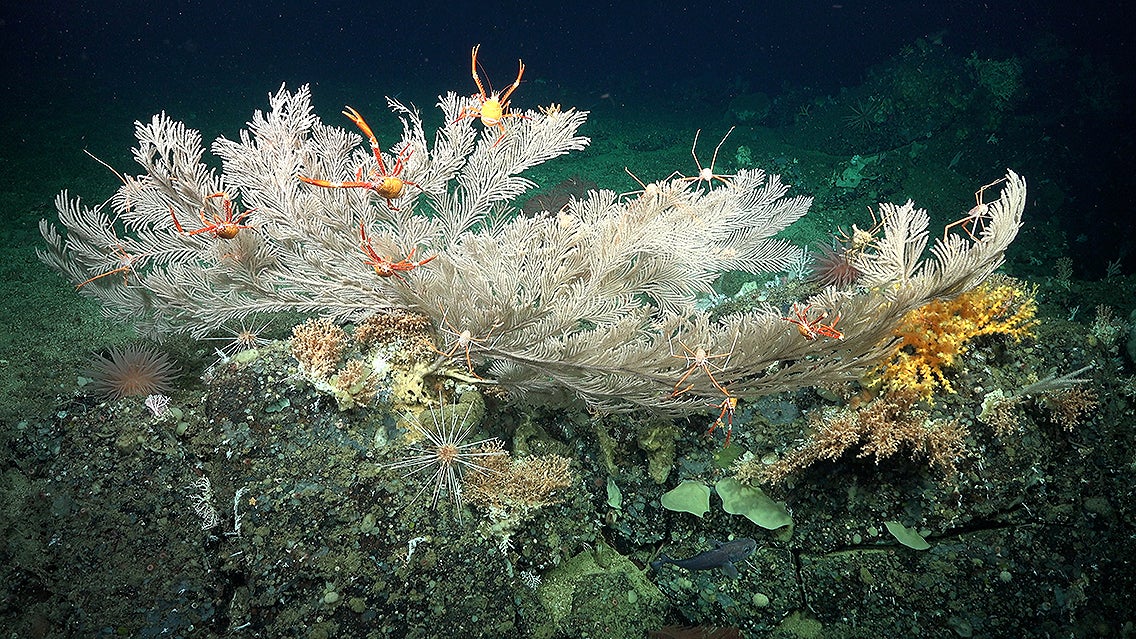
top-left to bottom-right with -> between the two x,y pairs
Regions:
650,538 -> 757,579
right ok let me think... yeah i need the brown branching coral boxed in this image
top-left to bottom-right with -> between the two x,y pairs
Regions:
464,442 -> 575,511
977,389 -> 1025,438
980,364 -> 1094,437
1042,387 -> 1099,431
290,318 -> 347,379
354,310 -> 436,361
744,390 -> 968,484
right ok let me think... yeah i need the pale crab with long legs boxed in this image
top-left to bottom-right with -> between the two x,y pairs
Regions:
430,311 -> 501,380
673,126 -> 737,190
943,177 -> 1007,242
74,244 -> 146,290
454,44 -> 527,147
298,107 -> 421,210
619,166 -> 665,206
669,331 -> 739,397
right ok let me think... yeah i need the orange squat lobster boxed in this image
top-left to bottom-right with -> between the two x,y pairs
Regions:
171,192 -> 254,240
455,44 -> 526,147
299,107 -> 420,210
358,223 -> 436,285
782,303 -> 844,341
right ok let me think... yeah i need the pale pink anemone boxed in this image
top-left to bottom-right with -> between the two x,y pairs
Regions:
809,243 -> 861,288
83,344 -> 180,400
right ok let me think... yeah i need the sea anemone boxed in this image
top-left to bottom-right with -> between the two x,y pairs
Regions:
83,344 -> 180,399
809,242 -> 861,288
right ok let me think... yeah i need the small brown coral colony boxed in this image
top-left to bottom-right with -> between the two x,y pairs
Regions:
464,441 -> 575,510
742,390 -> 969,485
353,310 -> 436,361
289,318 -> 347,379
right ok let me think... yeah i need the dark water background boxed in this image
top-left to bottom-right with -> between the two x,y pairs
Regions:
1,0 -> 1132,271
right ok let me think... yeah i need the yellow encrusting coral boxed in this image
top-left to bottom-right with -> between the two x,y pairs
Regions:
876,276 -> 1038,401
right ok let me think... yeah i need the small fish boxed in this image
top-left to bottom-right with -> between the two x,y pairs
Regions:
650,538 -> 757,579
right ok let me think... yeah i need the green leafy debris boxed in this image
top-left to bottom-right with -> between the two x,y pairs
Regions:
715,478 -> 792,530
660,480 -> 711,518
884,521 -> 931,550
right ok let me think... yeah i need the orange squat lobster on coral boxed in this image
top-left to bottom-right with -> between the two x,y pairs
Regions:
357,223 -> 436,285
171,192 -> 255,240
782,303 -> 844,340
298,107 -> 420,210
455,44 -> 527,147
